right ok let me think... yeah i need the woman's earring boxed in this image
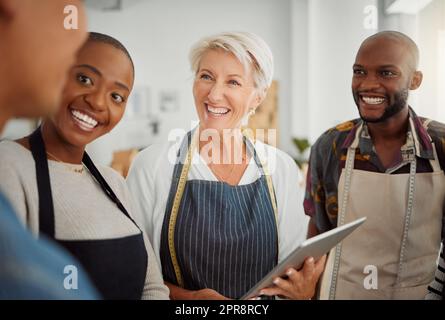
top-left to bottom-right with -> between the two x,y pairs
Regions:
241,109 -> 256,127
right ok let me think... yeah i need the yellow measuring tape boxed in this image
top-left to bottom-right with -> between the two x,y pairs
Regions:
167,129 -> 279,287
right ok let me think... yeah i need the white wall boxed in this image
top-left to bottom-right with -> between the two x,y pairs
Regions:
290,0 -> 309,143
86,0 -> 294,164
378,0 -> 445,122
306,0 -> 377,143
417,0 -> 445,122
379,1 -> 420,112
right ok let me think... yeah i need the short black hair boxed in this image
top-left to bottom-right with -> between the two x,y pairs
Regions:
87,32 -> 135,75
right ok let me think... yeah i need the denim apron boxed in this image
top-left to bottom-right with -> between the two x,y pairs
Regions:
160,129 -> 278,299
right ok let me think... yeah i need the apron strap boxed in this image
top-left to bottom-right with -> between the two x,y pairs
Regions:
29,126 -> 141,238
165,129 -> 198,288
329,146 -> 355,299
395,158 -> 417,286
82,152 -> 142,232
244,136 -> 266,175
29,128 -> 55,238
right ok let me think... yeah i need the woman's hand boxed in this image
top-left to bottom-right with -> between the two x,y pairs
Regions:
165,281 -> 230,300
258,255 -> 327,300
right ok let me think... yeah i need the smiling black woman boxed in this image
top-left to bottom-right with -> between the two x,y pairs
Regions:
304,31 -> 445,300
0,32 -> 169,300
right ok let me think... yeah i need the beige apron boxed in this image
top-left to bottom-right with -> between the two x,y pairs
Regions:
319,121 -> 445,300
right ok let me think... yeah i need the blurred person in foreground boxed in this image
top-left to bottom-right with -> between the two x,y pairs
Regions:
0,0 -> 98,299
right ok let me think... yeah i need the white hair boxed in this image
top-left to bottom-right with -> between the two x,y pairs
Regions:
189,31 -> 274,92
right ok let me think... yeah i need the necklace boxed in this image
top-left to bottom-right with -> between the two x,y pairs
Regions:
46,151 -> 85,174
200,131 -> 248,183
211,163 -> 236,182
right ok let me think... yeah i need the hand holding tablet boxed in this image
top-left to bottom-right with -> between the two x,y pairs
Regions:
242,217 -> 367,300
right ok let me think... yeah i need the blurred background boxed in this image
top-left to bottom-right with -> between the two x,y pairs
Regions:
2,0 -> 444,175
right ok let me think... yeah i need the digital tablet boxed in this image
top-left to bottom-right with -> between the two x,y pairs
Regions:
241,217 -> 367,300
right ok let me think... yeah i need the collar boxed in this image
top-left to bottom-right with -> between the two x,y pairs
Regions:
341,107 -> 435,161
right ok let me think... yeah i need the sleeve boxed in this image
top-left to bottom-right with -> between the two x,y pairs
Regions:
427,122 -> 445,172
120,162 -> 170,300
434,138 -> 445,241
140,232 -> 170,300
303,141 -> 331,233
426,245 -> 444,300
273,150 -> 309,262
126,150 -> 157,255
0,157 -> 29,228
0,194 -> 100,300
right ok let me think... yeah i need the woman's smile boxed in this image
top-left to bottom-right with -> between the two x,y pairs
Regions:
205,103 -> 231,117
69,107 -> 100,132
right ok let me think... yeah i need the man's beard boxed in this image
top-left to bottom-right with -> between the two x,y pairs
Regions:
353,88 -> 409,123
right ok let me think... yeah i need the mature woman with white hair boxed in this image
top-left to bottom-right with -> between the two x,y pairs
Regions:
127,31 -> 325,300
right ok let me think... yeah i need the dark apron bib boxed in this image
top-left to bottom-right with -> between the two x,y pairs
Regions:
29,128 -> 147,300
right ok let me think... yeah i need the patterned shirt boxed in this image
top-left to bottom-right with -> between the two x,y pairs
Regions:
426,245 -> 445,299
304,107 -> 445,239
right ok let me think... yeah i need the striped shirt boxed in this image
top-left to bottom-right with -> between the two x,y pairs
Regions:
426,246 -> 445,299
